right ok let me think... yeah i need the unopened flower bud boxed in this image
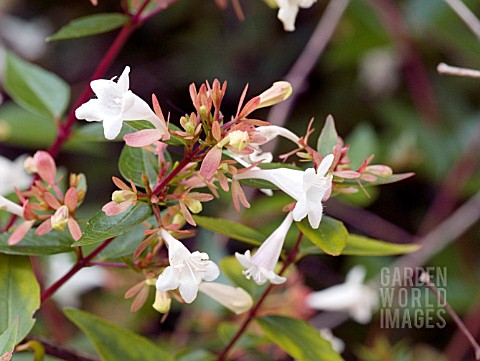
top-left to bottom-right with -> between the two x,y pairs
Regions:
199,105 -> 208,122
172,213 -> 186,228
228,130 -> 250,151
365,165 -> 393,178
51,205 -> 69,231
219,162 -> 229,173
257,81 -> 292,109
112,190 -> 136,204
184,198 -> 202,214
152,290 -> 172,313
24,156 -> 37,174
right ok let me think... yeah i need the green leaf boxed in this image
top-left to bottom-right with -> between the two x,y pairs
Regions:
119,145 -> 159,188
342,234 -> 420,256
341,172 -> 415,187
0,104 -> 55,148
47,13 -> 128,41
193,215 -> 264,246
4,52 -> 70,118
75,203 -> 152,247
0,229 -> 74,256
64,308 -> 174,361
0,254 -> 40,343
95,224 -> 147,260
257,315 -> 344,361
295,216 -> 347,256
316,115 -> 339,156
0,318 -> 18,359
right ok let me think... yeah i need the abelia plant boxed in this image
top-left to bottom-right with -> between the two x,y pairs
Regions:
0,1 -> 439,361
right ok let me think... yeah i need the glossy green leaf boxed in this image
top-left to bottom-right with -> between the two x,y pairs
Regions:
47,13 -> 128,41
4,52 -> 70,118
0,318 -> 18,358
64,308 -> 174,361
295,216 -> 347,256
342,234 -> 420,256
193,215 -> 264,246
316,115 -> 339,156
119,145 -> 159,188
0,254 -> 40,343
75,203 -> 152,247
0,229 -> 74,256
257,315 -> 344,361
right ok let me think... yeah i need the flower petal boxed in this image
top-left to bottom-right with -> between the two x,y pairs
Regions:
155,266 -> 180,292
116,66 -> 130,93
203,261 -> 220,282
178,272 -> 199,303
317,154 -> 334,176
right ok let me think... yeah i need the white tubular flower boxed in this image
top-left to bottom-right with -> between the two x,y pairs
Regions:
319,329 -> 345,354
198,282 -> 253,314
255,125 -> 300,145
156,228 -> 220,303
75,66 -> 165,140
0,195 -> 23,217
306,266 -> 378,324
235,154 -> 334,229
276,0 -> 317,32
0,155 -> 32,196
235,212 -> 293,285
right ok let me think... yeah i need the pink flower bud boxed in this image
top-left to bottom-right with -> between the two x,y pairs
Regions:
33,151 -> 57,186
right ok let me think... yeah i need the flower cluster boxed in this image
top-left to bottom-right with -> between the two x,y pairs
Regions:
3,151 -> 85,245
70,67 -> 409,315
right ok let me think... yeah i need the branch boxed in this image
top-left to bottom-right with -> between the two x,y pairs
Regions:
41,237 -> 115,303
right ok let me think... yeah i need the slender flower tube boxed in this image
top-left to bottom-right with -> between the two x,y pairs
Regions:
0,195 -> 23,217
198,282 -> 253,314
235,212 -> 293,285
156,229 -> 220,303
235,154 -> 334,229
306,266 -> 378,324
75,66 -> 166,140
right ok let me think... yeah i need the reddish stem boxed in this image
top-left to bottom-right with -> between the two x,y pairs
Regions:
217,231 -> 304,361
48,0 -> 154,158
40,237 -> 115,303
152,147 -> 202,195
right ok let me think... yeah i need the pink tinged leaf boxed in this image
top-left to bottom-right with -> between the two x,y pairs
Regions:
33,151 -> 57,186
152,94 -> 166,124
134,236 -> 154,259
212,121 -> 222,142
35,219 -> 52,236
102,200 -> 132,216
44,192 -> 62,210
112,176 -> 130,190
64,187 -> 78,212
124,129 -> 162,147
236,83 -> 249,118
231,180 -> 250,211
131,285 -> 150,313
334,170 -> 361,179
217,171 -> 230,192
125,281 -> 146,299
68,218 -> 82,241
7,220 -> 34,245
200,147 -> 223,181
237,97 -> 260,120
179,201 -> 196,226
